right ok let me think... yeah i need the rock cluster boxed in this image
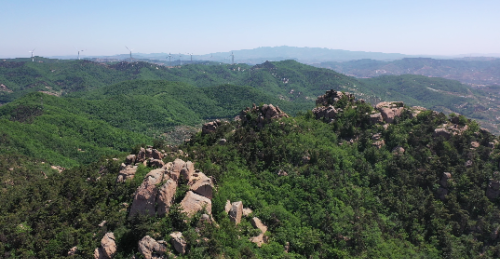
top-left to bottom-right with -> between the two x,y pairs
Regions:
316,90 -> 355,107
375,101 -> 404,124
202,119 -> 223,134
128,158 -> 213,218
249,217 -> 269,247
239,103 -> 289,128
312,105 -> 339,122
138,235 -> 167,259
93,232 -> 117,259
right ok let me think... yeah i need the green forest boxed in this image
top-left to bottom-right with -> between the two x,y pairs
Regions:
2,58 -> 500,258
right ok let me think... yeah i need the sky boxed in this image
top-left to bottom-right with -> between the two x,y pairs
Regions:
1,0 -> 499,58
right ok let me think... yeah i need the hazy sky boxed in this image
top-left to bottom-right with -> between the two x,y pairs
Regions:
1,0 -> 499,58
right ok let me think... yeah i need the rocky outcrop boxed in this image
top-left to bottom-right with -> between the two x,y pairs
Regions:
243,208 -> 253,217
433,123 -> 469,140
471,141 -> 480,148
369,113 -> 383,124
150,159 -> 165,168
188,172 -> 214,199
94,232 -> 117,259
249,217 -> 268,247
224,200 -> 232,213
409,106 -> 427,119
240,104 -> 289,128
168,158 -> 186,182
156,178 -> 177,216
180,161 -> 195,182
437,172 -> 453,201
229,201 -> 243,225
312,105 -> 338,122
180,191 -> 212,216
202,119 -> 222,134
391,146 -> 405,155
372,140 -> 385,149
170,232 -> 187,255
434,127 -> 452,139
376,101 -> 404,123
136,148 -> 147,162
116,164 -> 138,183
316,90 -> 355,106
125,154 -> 136,164
129,168 -> 165,217
440,172 -> 452,188
68,246 -> 78,256
138,235 -> 167,259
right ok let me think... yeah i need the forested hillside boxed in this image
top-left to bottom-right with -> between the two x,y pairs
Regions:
3,90 -> 500,258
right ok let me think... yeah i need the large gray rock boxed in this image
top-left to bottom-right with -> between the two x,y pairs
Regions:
156,178 -> 177,216
93,232 -> 116,259
229,201 -> 243,225
170,232 -> 187,255
180,161 -> 195,181
376,101 -> 404,123
138,235 -> 167,259
202,120 -> 221,135
116,164 -> 138,183
312,105 -> 338,121
188,172 -> 214,199
151,149 -> 163,160
180,191 -> 212,217
369,113 -> 383,124
168,158 -> 186,182
129,169 -> 165,217
136,148 -> 146,162
125,154 -> 136,164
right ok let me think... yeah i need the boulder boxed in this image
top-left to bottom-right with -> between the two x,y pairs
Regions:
250,217 -> 268,234
168,158 -> 186,182
409,106 -> 427,119
180,191 -> 212,216
94,232 -> 116,259
125,154 -> 136,164
262,104 -> 288,120
68,246 -> 78,256
243,208 -> 254,217
145,148 -> 153,159
129,168 -> 165,217
440,172 -> 452,188
465,160 -> 473,168
371,133 -> 381,140
249,233 -> 267,247
156,178 -> 177,216
200,213 -> 215,224
369,113 -> 383,124
150,159 -> 165,168
138,235 -> 167,259
180,161 -> 195,181
218,138 -> 227,145
202,120 -> 221,135
152,149 -> 163,160
170,232 -> 187,255
391,146 -> 405,155
316,90 -> 355,106
434,128 -> 452,140
188,172 -> 214,199
372,140 -> 385,149
312,105 -> 338,121
471,141 -> 480,148
224,200 -> 232,214
229,201 -> 243,225
117,164 -> 138,183
486,178 -> 500,200
136,148 -> 146,162
376,102 -> 404,123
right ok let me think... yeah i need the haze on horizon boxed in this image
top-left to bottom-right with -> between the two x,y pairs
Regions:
1,0 -> 499,58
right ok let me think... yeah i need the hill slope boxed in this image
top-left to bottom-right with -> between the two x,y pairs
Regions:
2,91 -> 500,258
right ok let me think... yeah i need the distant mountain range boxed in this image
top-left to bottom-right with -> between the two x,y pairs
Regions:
45,46 -> 500,64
